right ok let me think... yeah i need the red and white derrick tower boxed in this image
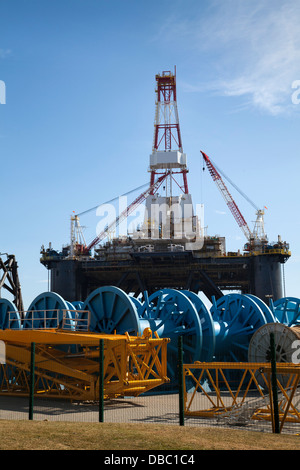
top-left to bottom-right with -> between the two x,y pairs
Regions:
150,70 -> 189,195
138,69 -> 198,241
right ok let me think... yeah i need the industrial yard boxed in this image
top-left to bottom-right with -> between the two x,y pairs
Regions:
1,69 -> 300,442
1,1 -> 300,453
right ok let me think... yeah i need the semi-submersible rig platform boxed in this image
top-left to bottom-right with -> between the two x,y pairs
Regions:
40,70 -> 290,305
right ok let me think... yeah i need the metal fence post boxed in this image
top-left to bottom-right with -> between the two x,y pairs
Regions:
29,342 -> 35,420
270,332 -> 280,433
99,339 -> 104,423
178,335 -> 184,426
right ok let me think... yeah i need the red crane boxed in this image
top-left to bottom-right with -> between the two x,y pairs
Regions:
84,172 -> 169,253
200,150 -> 252,241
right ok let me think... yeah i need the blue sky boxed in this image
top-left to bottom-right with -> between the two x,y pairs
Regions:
0,0 -> 300,309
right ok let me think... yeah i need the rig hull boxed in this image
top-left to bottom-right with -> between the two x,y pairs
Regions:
42,240 -> 289,304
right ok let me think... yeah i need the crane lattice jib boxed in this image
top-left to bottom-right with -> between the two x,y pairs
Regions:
201,151 -> 251,240
86,172 -> 169,252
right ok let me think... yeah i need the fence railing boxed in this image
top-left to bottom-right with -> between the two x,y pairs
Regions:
1,329 -> 300,434
182,361 -> 300,433
8,309 -> 91,331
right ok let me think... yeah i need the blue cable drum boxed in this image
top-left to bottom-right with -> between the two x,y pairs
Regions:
245,294 -> 275,324
129,296 -> 144,312
137,288 -> 202,387
272,297 -> 300,327
66,300 -> 85,330
23,292 -> 74,329
82,286 -> 140,335
0,298 -> 21,329
0,299 -> 21,388
181,290 -> 215,362
210,293 -> 268,363
71,301 -> 84,310
210,293 -> 269,388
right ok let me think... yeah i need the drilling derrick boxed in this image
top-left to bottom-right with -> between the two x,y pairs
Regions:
139,70 -> 198,242
150,70 -> 187,193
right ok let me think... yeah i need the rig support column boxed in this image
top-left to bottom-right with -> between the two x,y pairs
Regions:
251,255 -> 283,303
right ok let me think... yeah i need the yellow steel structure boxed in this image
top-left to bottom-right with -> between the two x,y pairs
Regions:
0,328 -> 169,400
183,362 -> 300,433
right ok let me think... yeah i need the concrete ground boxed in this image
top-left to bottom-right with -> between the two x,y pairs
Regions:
0,393 -> 181,424
1,393 -> 299,435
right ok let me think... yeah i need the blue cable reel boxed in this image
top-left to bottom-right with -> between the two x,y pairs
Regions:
23,292 -> 74,330
210,293 -> 270,388
271,297 -> 300,327
65,300 -> 85,330
0,299 -> 21,386
129,295 -> 144,312
82,286 -> 140,335
70,300 -> 84,311
181,290 -> 215,362
0,298 -> 22,330
245,294 -> 275,324
22,292 -> 81,362
137,288 -> 202,389
210,293 -> 269,363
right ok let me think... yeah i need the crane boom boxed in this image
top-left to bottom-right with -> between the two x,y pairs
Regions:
200,150 -> 252,240
85,172 -> 169,252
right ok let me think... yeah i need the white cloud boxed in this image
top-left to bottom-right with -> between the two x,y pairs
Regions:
210,1 -> 300,115
159,0 -> 300,115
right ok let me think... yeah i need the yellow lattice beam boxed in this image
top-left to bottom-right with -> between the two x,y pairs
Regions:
183,362 -> 300,432
0,329 -> 169,400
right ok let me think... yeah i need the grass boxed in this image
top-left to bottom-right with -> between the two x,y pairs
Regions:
0,420 -> 300,450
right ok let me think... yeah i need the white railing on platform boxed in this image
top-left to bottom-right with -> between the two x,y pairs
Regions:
8,309 -> 91,331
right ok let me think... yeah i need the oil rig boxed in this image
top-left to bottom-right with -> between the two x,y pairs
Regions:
40,69 -> 290,305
